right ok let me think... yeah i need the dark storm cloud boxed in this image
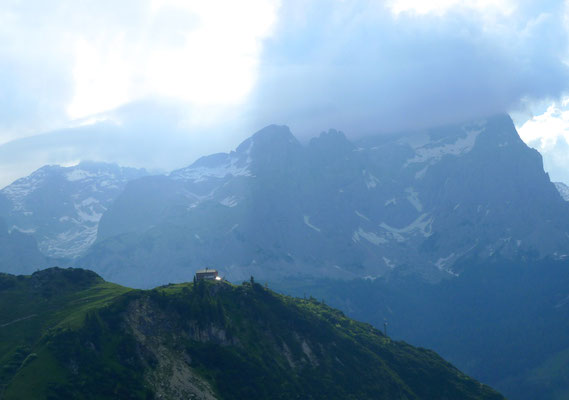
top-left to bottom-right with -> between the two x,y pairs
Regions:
249,0 -> 569,137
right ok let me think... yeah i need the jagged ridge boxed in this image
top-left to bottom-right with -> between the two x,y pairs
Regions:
85,114 -> 569,287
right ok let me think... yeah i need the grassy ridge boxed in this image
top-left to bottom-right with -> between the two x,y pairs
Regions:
1,269 -> 503,399
0,268 -> 130,398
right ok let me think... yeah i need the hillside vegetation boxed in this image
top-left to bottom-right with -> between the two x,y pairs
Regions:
0,268 -> 502,399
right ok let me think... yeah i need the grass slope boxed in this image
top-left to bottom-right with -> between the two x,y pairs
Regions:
0,268 -> 130,398
1,269 -> 503,399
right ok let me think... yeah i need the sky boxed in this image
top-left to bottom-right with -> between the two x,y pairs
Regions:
0,0 -> 569,186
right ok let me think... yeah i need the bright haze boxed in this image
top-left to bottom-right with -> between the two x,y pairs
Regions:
1,0 -> 568,187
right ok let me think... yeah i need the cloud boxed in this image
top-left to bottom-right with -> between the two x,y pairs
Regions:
386,0 -> 517,17
517,100 -> 569,184
248,0 -> 569,137
0,0 -> 279,143
1,0 -> 569,186
0,99 -> 258,188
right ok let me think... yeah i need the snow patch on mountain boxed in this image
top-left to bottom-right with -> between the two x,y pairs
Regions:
0,163 -> 146,258
304,215 -> 321,232
404,123 -> 484,166
434,253 -> 458,276
43,224 -> 100,259
66,169 -> 97,181
363,170 -> 380,189
220,196 -> 238,207
2,168 -> 49,211
171,154 -> 253,183
40,194 -> 107,257
383,256 -> 395,269
74,197 -> 105,224
352,228 -> 387,245
555,182 -> 569,201
10,226 -> 36,234
405,187 -> 422,212
355,210 -> 370,221
228,224 -> 239,233
415,166 -> 428,179
379,213 -> 434,241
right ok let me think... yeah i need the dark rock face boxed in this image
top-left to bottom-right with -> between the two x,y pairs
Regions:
80,114 -> 569,288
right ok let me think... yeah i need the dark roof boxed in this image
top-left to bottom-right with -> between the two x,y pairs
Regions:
196,269 -> 218,274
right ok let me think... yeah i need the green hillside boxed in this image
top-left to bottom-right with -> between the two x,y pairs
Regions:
0,268 -> 131,398
0,268 -> 503,399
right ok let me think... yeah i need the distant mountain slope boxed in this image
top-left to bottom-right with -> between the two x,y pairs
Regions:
0,217 -> 50,275
274,256 -> 569,400
555,182 -> 569,201
0,162 -> 147,259
0,268 -> 502,400
84,115 -> 569,287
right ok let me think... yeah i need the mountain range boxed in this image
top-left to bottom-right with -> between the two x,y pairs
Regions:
1,113 -> 568,398
0,162 -> 146,260
81,114 -> 569,287
1,114 -> 567,287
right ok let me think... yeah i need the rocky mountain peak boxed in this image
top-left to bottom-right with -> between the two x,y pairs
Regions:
78,113 -> 569,287
249,124 -> 297,145
309,129 -> 354,156
236,124 -> 300,156
470,114 -> 525,150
